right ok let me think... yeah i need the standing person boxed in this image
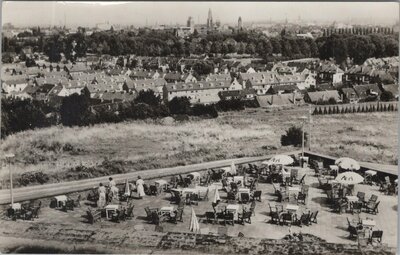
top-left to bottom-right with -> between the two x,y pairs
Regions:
97,183 -> 106,208
109,177 -> 116,188
136,176 -> 145,199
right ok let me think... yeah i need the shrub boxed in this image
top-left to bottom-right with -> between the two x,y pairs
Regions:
168,97 -> 191,115
380,91 -> 395,102
18,171 -> 50,186
216,98 -> 245,112
281,126 -> 308,147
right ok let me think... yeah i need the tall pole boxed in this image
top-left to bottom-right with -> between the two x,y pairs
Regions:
5,153 -> 15,207
302,122 -> 305,158
309,104 -> 312,151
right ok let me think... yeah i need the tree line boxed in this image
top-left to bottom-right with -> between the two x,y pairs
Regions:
2,29 -> 398,64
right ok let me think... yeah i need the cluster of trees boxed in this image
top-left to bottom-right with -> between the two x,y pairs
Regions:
1,98 -> 56,138
4,29 -> 397,64
281,126 -> 308,147
313,101 -> 397,115
317,34 -> 399,65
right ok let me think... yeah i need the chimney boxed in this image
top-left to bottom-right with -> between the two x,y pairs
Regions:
271,94 -> 274,105
292,91 -> 295,104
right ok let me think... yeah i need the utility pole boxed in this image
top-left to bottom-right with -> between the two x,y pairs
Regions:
5,153 -> 15,207
309,104 -> 312,151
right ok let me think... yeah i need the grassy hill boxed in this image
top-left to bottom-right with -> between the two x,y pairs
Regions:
0,107 -> 397,186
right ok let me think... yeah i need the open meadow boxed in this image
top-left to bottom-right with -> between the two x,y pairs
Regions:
0,107 -> 397,187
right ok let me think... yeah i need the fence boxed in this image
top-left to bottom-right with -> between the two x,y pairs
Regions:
312,101 -> 398,115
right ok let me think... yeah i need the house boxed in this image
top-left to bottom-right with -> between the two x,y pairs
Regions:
205,73 -> 232,82
130,70 -> 160,80
340,87 -> 359,103
353,84 -> 381,102
271,63 -> 295,75
297,74 -> 316,90
244,74 -> 278,95
344,65 -> 380,85
257,93 -> 304,107
67,64 -> 91,74
123,78 -> 167,97
381,84 -> 399,99
316,63 -> 344,85
33,84 -> 56,101
266,84 -> 298,95
25,67 -> 41,78
164,72 -> 196,83
218,89 -> 257,101
91,91 -> 136,104
1,78 -> 29,93
163,80 -> 232,104
304,90 -> 342,104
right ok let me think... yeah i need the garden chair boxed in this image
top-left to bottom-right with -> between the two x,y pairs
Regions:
275,204 -> 284,214
149,185 -> 158,196
301,185 -> 309,196
310,211 -> 318,224
270,210 -> 280,224
205,211 -> 217,224
368,194 -> 378,203
272,183 -> 280,195
296,212 -> 311,227
333,198 -> 348,214
356,192 -> 365,203
198,189 -> 209,201
167,208 -> 184,224
74,195 -> 82,207
145,207 -> 159,222
224,212 -> 234,226
86,209 -> 101,224
112,208 -> 126,223
63,199 -> 75,212
280,212 -> 293,226
240,193 -> 250,204
252,190 -> 262,202
238,210 -> 252,225
189,193 -> 199,206
348,225 -> 360,240
249,201 -> 256,216
297,192 -> 307,205
351,201 -> 363,214
365,201 -> 380,214
368,230 -> 383,245
125,204 -> 134,219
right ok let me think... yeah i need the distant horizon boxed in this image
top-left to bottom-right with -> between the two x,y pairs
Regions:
2,1 -> 399,28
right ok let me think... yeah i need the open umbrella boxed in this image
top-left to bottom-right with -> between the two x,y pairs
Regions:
335,157 -> 360,171
230,161 -> 237,175
264,155 -> 294,166
124,179 -> 130,196
189,207 -> 200,233
335,172 -> 364,185
365,170 -> 377,176
213,189 -> 221,204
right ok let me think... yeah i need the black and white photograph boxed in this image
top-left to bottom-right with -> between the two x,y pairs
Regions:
0,1 -> 399,254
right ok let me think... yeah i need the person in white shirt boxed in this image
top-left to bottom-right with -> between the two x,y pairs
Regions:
109,177 -> 116,187
136,176 -> 145,198
97,183 -> 106,208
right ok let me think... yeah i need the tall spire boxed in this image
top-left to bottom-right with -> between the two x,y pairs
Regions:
207,8 -> 213,29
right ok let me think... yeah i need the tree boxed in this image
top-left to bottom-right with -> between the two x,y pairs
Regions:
281,126 -> 308,147
134,90 -> 161,107
168,97 -> 191,115
384,37 -> 398,56
380,91 -> 395,102
60,93 -> 91,126
192,61 -> 213,77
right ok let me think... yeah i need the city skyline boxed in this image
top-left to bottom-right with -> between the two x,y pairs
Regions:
2,1 -> 399,28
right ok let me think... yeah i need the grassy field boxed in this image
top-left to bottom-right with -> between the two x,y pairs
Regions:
0,107 -> 397,186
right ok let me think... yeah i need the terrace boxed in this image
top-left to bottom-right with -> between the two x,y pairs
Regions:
1,158 -> 397,251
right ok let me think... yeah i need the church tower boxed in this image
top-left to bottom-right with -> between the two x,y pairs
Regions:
238,16 -> 243,31
207,8 -> 213,29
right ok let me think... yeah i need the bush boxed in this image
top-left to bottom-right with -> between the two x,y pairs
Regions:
18,171 -> 50,186
191,104 -> 218,118
216,98 -> 245,111
380,91 -> 395,102
168,97 -> 191,115
281,126 -> 308,147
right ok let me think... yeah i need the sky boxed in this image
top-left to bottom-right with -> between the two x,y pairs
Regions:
2,1 -> 399,28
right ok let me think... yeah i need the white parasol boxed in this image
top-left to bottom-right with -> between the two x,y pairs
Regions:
189,207 -> 200,233
124,179 -> 130,196
264,155 -> 294,166
213,189 -> 221,204
365,170 -> 377,176
335,172 -> 364,185
335,157 -> 360,171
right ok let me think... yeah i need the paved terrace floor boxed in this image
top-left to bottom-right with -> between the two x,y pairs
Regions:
0,167 -> 397,248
